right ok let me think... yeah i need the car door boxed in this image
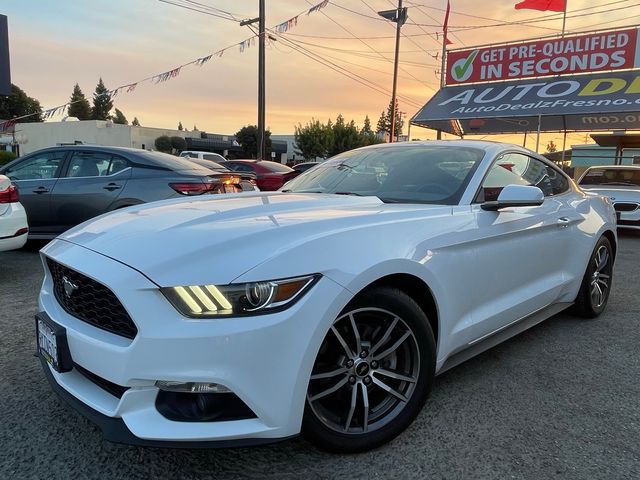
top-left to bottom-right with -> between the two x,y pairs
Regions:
1,150 -> 67,233
464,152 -> 577,342
49,151 -> 131,232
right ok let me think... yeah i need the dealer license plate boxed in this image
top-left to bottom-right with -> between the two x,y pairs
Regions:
37,318 -> 59,369
36,314 -> 72,373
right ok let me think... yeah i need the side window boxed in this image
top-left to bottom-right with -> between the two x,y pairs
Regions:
108,156 -> 129,175
66,152 -> 112,178
479,153 -> 559,202
542,164 -> 569,195
203,154 -> 219,161
4,151 -> 65,180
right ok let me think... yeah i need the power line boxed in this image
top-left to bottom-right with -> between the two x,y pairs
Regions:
283,31 -> 438,41
318,1 -> 436,91
273,32 -> 424,109
156,0 -> 239,21
293,38 -> 439,69
406,0 -> 635,27
407,2 -> 465,47
445,3 -> 639,33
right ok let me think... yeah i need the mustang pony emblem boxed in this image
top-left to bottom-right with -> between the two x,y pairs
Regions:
62,276 -> 79,298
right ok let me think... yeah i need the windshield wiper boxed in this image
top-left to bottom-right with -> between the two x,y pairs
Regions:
334,191 -> 364,196
600,182 -> 636,186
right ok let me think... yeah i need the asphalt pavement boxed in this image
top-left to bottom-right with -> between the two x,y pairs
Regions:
0,234 -> 639,480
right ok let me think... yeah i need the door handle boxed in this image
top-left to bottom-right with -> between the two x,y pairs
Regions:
32,187 -> 49,194
103,183 -> 122,191
557,217 -> 571,228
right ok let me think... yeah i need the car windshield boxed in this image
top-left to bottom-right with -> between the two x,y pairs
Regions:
259,161 -> 295,173
579,168 -> 640,187
281,145 -> 485,205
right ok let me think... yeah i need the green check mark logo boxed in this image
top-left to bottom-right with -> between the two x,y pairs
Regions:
452,50 -> 478,82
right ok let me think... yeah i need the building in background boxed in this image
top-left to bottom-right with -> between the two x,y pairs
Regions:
5,120 -> 289,161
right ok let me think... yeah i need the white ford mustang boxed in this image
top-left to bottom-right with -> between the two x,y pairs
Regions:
36,141 -> 616,452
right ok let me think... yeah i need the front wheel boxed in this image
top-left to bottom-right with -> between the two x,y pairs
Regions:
302,287 -> 435,452
572,235 -> 614,318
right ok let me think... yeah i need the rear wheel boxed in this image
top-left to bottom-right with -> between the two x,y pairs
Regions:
302,287 -> 435,452
572,236 -> 614,318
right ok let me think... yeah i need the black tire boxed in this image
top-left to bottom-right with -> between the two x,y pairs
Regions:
302,286 -> 436,453
572,235 -> 614,318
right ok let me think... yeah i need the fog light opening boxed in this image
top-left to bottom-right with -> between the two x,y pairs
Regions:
155,380 -> 231,394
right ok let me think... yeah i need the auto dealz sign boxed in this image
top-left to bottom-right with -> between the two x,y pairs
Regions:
435,70 -> 640,117
445,27 -> 640,85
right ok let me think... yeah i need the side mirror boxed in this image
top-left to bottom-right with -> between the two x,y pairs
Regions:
481,184 -> 544,211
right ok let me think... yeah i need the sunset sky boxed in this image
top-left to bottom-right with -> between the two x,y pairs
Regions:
3,0 -> 639,147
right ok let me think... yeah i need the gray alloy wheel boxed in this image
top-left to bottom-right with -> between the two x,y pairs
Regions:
302,287 -> 435,452
590,244 -> 612,308
307,307 -> 420,435
572,235 -> 614,318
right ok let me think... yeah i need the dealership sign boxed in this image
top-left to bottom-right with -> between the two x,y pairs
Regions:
445,27 -> 640,85
412,70 -> 640,134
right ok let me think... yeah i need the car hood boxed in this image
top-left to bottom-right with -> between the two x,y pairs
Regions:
580,185 -> 640,202
58,192 -> 450,286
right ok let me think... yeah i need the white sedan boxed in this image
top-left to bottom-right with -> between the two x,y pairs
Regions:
0,174 -> 28,252
36,141 -> 616,452
578,165 -> 640,230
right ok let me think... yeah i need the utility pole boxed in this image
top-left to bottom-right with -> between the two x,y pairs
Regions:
378,2 -> 406,143
257,0 -> 266,160
240,2 -> 265,160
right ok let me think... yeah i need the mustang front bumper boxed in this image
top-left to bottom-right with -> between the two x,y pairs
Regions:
38,239 -> 351,446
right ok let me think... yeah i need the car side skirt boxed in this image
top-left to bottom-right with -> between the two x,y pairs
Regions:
438,302 -> 573,375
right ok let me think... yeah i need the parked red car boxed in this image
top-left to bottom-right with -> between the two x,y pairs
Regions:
223,160 -> 299,191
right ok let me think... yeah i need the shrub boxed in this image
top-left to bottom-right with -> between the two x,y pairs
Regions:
154,135 -> 172,153
0,151 -> 17,166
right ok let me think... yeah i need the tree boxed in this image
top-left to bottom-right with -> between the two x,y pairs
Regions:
91,78 -> 113,120
155,135 -> 172,153
361,115 -> 377,145
67,83 -> 91,120
235,125 -> 272,158
546,140 -> 558,153
0,84 -> 43,123
170,136 -> 186,152
178,121 -> 183,131
376,100 -> 403,139
193,124 -> 198,131
294,118 -> 333,160
111,108 -> 128,125
295,115 -> 381,160
376,110 -> 387,135
131,117 -> 140,126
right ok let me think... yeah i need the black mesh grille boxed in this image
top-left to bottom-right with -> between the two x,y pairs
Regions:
614,202 -> 639,212
46,258 -> 138,339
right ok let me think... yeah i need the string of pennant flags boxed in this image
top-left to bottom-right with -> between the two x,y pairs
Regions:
0,0 -> 331,132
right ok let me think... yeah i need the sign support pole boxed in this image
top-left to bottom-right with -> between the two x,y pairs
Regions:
436,23 -> 447,141
535,114 -> 542,153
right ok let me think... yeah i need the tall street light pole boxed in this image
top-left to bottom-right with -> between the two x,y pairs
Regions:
378,2 -> 406,143
257,0 -> 266,160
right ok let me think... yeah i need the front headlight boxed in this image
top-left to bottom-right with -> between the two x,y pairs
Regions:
161,274 -> 320,318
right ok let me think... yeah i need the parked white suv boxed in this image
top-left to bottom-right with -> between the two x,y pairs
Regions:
0,174 -> 28,251
179,151 -> 226,162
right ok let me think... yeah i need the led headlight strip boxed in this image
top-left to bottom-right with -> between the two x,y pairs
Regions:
161,274 -> 320,318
